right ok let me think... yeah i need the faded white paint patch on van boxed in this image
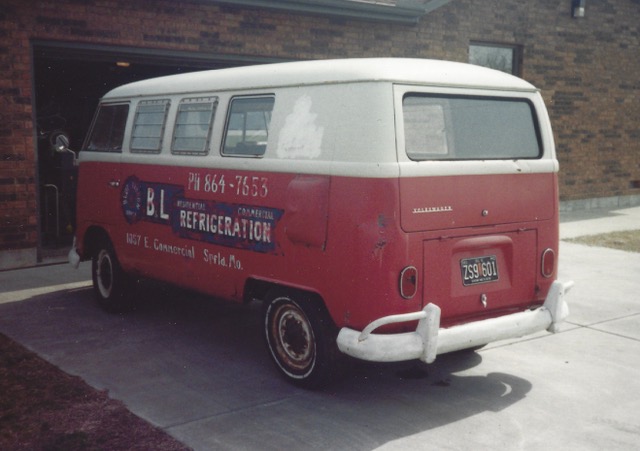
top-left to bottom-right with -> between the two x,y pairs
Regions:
277,95 -> 324,159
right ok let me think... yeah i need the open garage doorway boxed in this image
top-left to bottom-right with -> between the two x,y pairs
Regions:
32,42 -> 276,260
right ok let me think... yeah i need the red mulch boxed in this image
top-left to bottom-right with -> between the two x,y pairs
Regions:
0,333 -> 191,450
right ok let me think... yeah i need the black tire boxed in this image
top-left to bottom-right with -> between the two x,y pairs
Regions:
264,290 -> 342,389
91,240 -> 133,313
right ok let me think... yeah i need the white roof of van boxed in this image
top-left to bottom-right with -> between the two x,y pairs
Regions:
103,58 -> 537,99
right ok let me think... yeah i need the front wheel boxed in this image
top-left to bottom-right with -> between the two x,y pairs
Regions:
92,240 -> 133,313
264,291 -> 342,388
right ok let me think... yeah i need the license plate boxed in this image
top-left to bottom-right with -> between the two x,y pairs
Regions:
460,255 -> 499,286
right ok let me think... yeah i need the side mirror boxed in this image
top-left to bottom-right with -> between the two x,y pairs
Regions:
51,132 -> 77,165
53,132 -> 70,153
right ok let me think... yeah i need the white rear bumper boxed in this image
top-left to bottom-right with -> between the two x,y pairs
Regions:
336,280 -> 573,364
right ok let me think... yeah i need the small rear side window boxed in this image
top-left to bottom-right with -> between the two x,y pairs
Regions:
84,103 -> 129,152
403,94 -> 542,161
222,96 -> 274,157
131,99 -> 170,153
172,97 -> 218,155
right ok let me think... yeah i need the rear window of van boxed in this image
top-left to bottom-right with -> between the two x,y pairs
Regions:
403,94 -> 541,161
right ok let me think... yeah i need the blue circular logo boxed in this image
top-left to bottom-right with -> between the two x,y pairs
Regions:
121,176 -> 143,224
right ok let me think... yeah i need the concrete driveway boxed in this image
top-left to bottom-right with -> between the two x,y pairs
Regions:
1,207 -> 639,450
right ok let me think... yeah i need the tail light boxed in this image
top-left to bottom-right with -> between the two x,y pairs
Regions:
541,248 -> 555,278
399,266 -> 418,299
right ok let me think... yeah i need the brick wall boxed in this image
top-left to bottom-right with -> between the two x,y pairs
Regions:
1,0 -> 639,263
0,0 -> 37,256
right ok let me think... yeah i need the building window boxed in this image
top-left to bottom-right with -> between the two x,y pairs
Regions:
469,42 -> 522,76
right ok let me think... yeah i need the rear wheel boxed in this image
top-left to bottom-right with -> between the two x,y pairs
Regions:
264,291 -> 342,388
92,240 -> 133,313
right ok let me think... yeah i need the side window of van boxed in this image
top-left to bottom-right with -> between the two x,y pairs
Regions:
84,103 -> 129,152
403,94 -> 541,160
222,96 -> 274,157
171,97 -> 218,155
131,99 -> 170,153
172,97 -> 218,155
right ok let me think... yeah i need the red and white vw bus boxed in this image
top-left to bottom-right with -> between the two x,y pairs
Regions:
68,58 -> 572,387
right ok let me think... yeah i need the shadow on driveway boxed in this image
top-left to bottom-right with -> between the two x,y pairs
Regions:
0,281 -> 532,450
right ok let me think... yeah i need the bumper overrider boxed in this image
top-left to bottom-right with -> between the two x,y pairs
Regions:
337,280 -> 573,364
69,238 -> 81,269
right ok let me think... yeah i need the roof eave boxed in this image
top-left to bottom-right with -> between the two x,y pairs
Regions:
207,0 -> 453,24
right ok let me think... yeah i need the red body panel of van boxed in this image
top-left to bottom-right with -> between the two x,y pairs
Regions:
76,162 -> 558,331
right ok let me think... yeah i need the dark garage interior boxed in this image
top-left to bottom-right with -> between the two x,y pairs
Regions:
32,44 -> 257,255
